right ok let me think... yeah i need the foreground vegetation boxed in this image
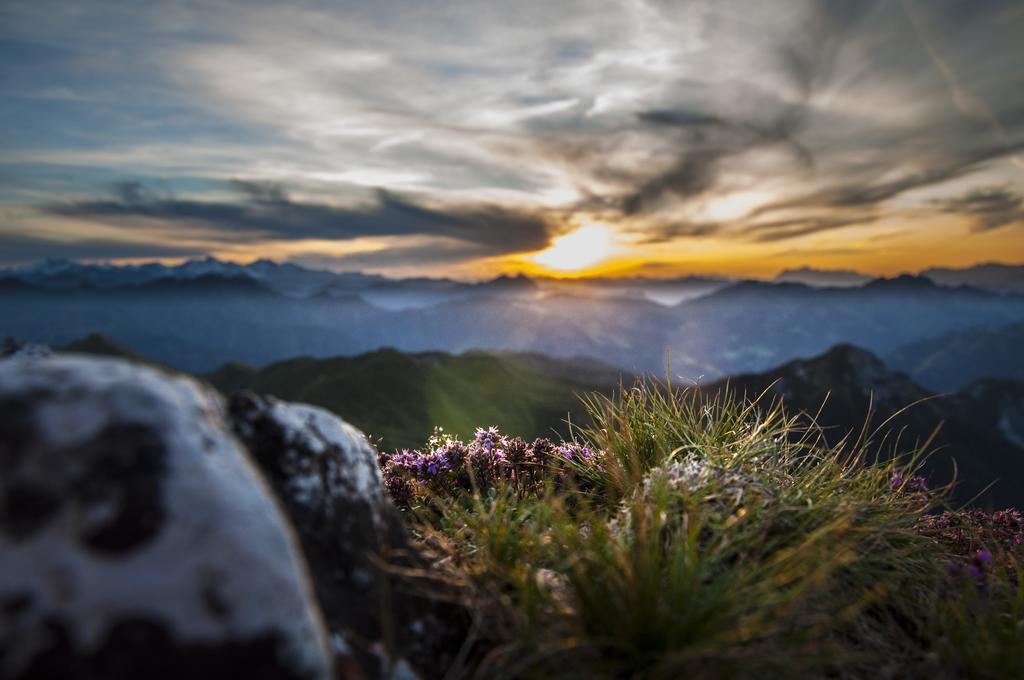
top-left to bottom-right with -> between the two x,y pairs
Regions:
380,382 -> 1024,678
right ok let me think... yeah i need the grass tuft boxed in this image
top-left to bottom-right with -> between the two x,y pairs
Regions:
383,381 -> 1024,678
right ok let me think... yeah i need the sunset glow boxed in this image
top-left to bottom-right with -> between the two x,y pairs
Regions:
530,224 -> 618,272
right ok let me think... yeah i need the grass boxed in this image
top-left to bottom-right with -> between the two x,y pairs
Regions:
383,380 -> 1024,679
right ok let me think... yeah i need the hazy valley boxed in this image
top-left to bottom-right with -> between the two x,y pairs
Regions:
4,258 -> 1023,383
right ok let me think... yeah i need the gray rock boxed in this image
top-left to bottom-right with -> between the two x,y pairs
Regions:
230,392 -> 462,678
0,356 -> 333,679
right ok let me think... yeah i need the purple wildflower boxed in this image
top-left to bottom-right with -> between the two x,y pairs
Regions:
891,471 -> 929,493
556,443 -> 605,469
917,509 -> 1024,556
945,548 -> 996,585
384,474 -> 414,506
380,426 -> 608,507
474,426 -> 504,453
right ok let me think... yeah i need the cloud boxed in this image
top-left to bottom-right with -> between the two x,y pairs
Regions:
616,105 -> 814,216
290,240 -> 491,271
591,0 -> 882,220
631,219 -> 722,244
934,186 -> 1024,231
45,180 -> 556,256
745,215 -> 878,242
228,179 -> 287,203
752,140 -> 1024,218
3,0 -> 1024,270
111,180 -> 149,204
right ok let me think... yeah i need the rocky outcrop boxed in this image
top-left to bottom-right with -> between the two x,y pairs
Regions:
0,355 -> 333,679
229,392 -> 466,678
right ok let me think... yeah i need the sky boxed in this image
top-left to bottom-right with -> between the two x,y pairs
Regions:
1,0 -> 1022,280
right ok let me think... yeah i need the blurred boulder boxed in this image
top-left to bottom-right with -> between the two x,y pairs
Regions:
1,337 -> 52,361
0,356 -> 334,679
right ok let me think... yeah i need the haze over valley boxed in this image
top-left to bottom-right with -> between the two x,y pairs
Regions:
4,256 -> 1023,382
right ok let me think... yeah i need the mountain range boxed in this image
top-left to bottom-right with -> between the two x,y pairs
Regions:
4,258 -> 1024,381
6,256 -> 1024,296
774,262 -> 1024,293
773,267 -> 873,287
0,256 -> 728,308
921,262 -> 1024,295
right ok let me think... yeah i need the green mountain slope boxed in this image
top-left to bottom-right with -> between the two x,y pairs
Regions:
205,348 -> 624,450
60,333 -> 158,365
705,344 -> 1024,508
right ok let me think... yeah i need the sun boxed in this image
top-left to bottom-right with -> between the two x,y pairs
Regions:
530,223 -> 617,272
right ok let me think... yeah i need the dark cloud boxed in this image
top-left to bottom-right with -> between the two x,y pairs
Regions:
635,110 -> 721,128
613,107 -> 813,216
0,232 -> 207,265
632,219 -> 721,244
625,206 -> 878,247
745,215 -> 878,242
934,186 -> 1024,231
46,181 -> 555,256
753,140 -> 1024,218
111,180 -> 149,204
228,179 -> 287,203
619,148 -> 720,215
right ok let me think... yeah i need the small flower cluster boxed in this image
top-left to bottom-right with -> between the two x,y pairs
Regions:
947,549 -> 994,584
917,508 -> 1024,557
555,442 -> 603,467
379,426 -> 606,507
890,471 -> 929,494
918,509 -> 1023,589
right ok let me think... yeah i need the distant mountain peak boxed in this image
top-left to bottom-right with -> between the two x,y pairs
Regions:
480,273 -> 537,288
708,279 -> 813,298
742,344 -> 906,408
774,267 -> 872,288
174,257 -> 247,277
862,274 -> 937,290
770,344 -> 891,384
819,343 -> 889,377
921,262 -> 1024,294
